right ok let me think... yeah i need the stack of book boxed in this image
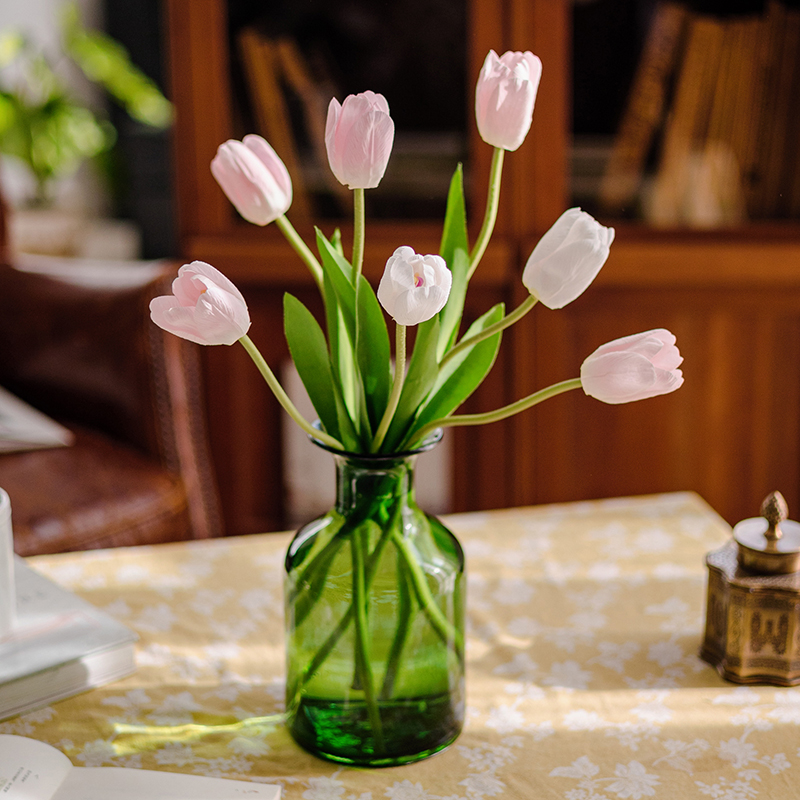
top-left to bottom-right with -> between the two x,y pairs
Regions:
0,558 -> 138,720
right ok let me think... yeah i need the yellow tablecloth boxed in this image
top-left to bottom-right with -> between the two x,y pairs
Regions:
6,492 -> 800,799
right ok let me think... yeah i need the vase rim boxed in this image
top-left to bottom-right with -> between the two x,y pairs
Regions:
309,425 -> 443,461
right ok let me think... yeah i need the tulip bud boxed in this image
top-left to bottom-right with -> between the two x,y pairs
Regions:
377,246 -> 452,326
211,135 -> 292,225
150,261 -> 251,346
325,91 -> 395,189
475,50 -> 542,152
581,329 -> 684,404
522,208 -> 614,309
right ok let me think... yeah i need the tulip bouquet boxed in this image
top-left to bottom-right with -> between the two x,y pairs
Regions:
150,50 -> 684,764
151,51 -> 683,458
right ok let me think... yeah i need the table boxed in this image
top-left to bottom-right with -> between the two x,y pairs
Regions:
5,492 -> 800,799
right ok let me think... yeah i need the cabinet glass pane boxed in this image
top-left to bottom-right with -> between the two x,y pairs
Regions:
227,0 -> 468,221
572,0 -> 800,228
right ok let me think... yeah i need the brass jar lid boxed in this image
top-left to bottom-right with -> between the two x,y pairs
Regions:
734,491 -> 800,574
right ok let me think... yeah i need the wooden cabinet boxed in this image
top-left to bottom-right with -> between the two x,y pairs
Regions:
165,0 -> 800,533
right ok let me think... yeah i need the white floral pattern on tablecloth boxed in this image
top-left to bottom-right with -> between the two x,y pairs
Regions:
6,492 -> 798,799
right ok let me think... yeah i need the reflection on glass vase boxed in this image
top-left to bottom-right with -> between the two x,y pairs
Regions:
284,431 -> 465,766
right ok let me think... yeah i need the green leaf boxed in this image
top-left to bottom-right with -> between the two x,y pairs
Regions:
381,316 -> 441,452
316,227 -> 355,336
402,303 -> 505,448
355,274 -> 392,434
437,165 -> 470,358
331,227 -> 345,256
321,273 -> 359,435
283,293 -> 357,449
437,246 -> 469,360
317,228 -> 360,431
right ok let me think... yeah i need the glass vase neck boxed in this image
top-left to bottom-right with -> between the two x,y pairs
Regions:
333,451 -> 418,516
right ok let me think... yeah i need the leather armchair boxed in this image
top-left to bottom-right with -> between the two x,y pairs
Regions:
0,198 -> 223,555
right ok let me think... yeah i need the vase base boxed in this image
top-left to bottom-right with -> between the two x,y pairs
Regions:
289,691 -> 464,767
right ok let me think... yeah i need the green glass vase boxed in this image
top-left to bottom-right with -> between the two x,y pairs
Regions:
284,433 -> 465,766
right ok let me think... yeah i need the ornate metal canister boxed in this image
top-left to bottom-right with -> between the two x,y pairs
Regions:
701,491 -> 800,685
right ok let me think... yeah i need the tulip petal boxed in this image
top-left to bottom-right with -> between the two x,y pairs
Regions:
150,262 -> 251,346
243,134 -> 293,204
185,260 -> 248,307
377,247 -> 452,326
522,209 -> 614,309
580,329 -> 684,404
326,91 -> 395,189
475,49 -> 541,151
211,137 -> 292,225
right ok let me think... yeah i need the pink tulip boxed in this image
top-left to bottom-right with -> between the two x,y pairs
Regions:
150,261 -> 251,346
377,246 -> 452,326
325,91 -> 395,189
581,328 -> 683,403
211,135 -> 292,225
581,329 -> 683,404
522,208 -> 614,309
475,50 -> 542,152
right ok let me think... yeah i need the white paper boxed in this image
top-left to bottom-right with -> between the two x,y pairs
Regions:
0,737 -> 280,800
58,768 -> 280,800
0,735 -> 72,800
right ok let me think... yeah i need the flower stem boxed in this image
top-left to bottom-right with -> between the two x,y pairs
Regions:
352,188 -> 366,283
440,294 -> 538,369
275,215 -> 323,289
371,324 -> 407,453
411,377 -> 584,446
289,533 -> 344,626
468,147 -> 504,280
380,553 -> 413,699
238,334 -> 343,451
390,528 -> 464,660
351,523 -> 384,751
287,502 -> 400,705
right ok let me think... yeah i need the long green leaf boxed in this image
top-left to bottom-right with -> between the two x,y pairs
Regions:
283,293 -> 357,449
381,316 -> 440,452
401,303 -> 504,448
356,274 -> 392,434
440,163 -> 469,266
437,165 -> 470,357
328,304 -> 360,448
317,227 -> 360,429
437,246 -> 469,360
316,227 -> 356,336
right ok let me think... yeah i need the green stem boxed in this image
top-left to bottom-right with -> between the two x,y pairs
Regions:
390,528 -> 464,660
371,325 -> 407,453
412,377 -> 584,447
440,294 -> 538,369
380,552 -> 413,700
238,335 -> 343,451
275,215 -> 323,289
352,188 -> 366,283
468,147 -> 504,280
352,524 -> 384,750
287,498 -> 400,706
289,533 -> 344,625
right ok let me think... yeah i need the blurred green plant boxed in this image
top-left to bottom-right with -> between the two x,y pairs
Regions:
0,3 -> 172,206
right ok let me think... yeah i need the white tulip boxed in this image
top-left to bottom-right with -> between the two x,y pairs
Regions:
522,208 -> 614,309
581,329 -> 684,404
377,246 -> 452,326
